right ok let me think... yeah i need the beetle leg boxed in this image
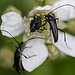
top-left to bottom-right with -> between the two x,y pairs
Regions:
37,30 -> 43,33
7,41 -> 17,48
51,13 -> 55,18
42,21 -> 47,26
55,18 -> 59,23
21,54 -> 28,59
21,62 -> 24,71
21,54 -> 36,59
21,46 -> 33,52
57,28 -> 66,42
58,28 -> 71,49
24,46 -> 32,49
29,15 -> 41,18
37,27 -> 46,33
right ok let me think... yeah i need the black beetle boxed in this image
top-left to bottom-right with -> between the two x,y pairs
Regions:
42,4 -> 75,43
30,15 -> 41,32
29,4 -> 75,45
1,30 -> 42,73
30,15 -> 46,33
43,13 -> 59,42
1,30 -> 30,73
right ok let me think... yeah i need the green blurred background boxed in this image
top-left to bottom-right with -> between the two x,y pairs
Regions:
0,0 -> 75,75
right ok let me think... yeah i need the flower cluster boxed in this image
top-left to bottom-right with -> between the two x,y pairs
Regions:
0,0 -> 75,72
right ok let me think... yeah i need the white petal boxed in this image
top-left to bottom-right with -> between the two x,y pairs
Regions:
21,39 -> 48,72
53,31 -> 75,57
52,0 -> 75,21
1,11 -> 26,37
29,5 -> 52,16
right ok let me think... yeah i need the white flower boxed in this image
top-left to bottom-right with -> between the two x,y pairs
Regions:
1,11 -> 26,37
53,31 -> 75,57
21,38 -> 48,72
52,0 -> 75,21
28,5 -> 75,57
29,5 -> 52,16
1,4 -> 75,72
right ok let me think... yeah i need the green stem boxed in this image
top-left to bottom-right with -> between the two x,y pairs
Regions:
42,0 -> 45,6
34,0 -> 46,6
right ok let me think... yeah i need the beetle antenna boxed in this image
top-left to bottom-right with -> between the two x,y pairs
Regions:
48,4 -> 75,14
23,37 -> 44,44
1,30 -> 19,44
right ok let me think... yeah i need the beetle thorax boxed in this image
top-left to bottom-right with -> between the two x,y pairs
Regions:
19,42 -> 23,48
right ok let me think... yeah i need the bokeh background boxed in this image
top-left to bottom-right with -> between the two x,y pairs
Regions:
0,0 -> 75,75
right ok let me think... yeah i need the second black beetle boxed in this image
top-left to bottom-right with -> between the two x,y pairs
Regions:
30,4 -> 75,44
30,15 -> 46,33
1,30 -> 40,73
1,30 -> 29,73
